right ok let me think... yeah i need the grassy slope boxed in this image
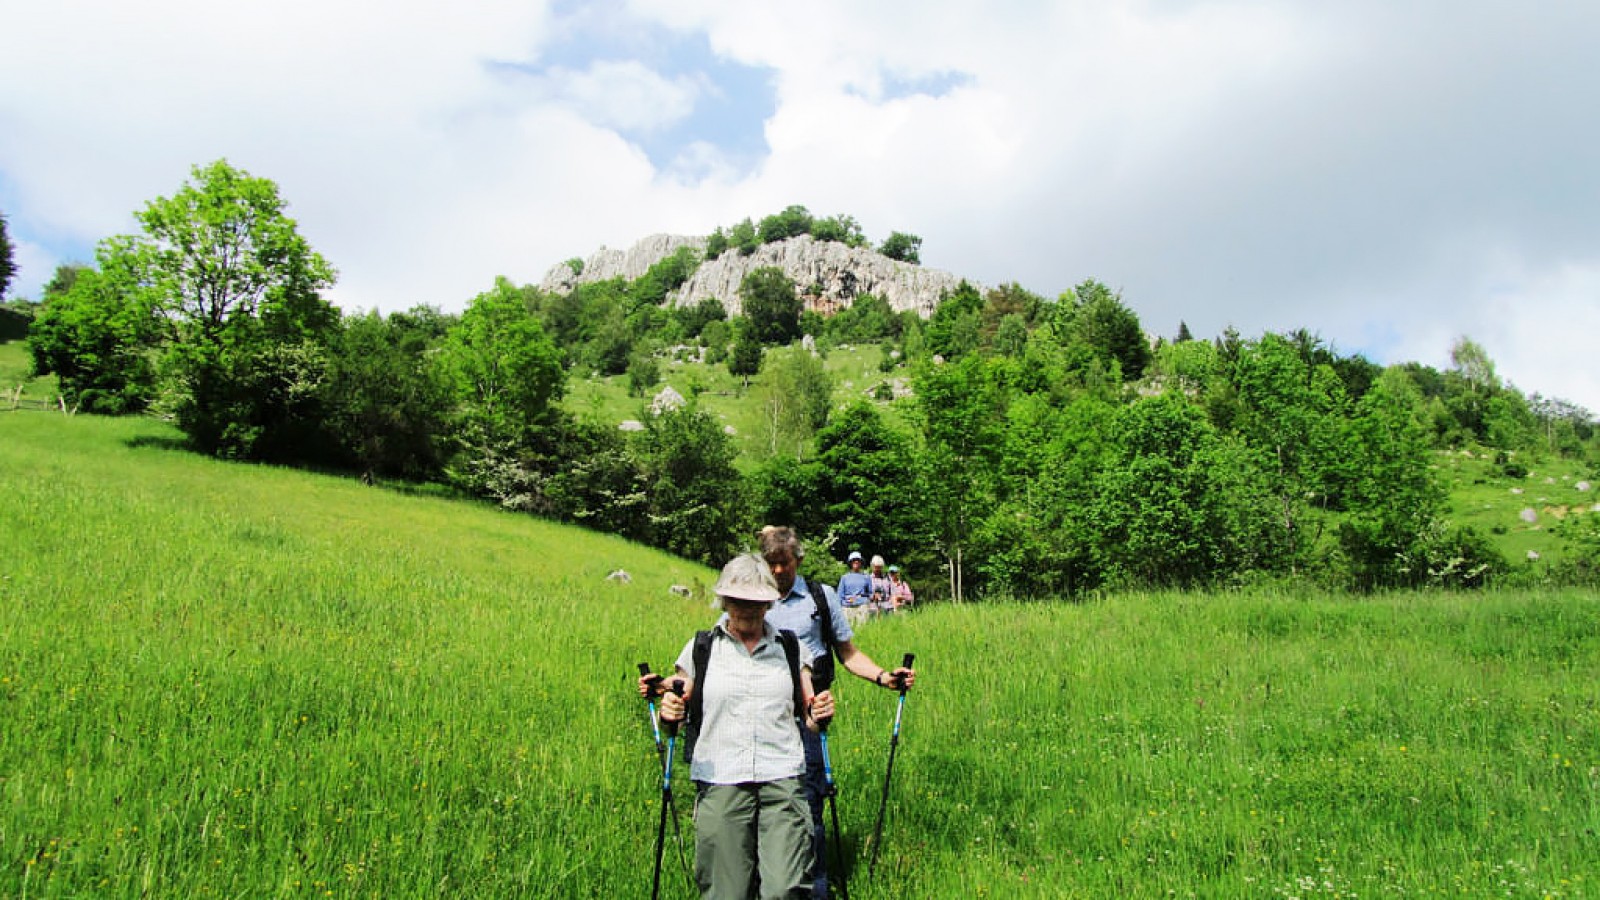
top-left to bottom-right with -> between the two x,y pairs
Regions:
3,408 -> 1597,898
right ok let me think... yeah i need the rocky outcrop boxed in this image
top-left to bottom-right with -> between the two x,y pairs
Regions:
540,233 -> 972,318
540,234 -> 708,294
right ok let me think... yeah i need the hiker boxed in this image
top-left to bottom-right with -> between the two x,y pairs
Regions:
868,555 -> 893,615
658,553 -> 835,899
836,550 -> 873,625
887,565 -> 914,610
640,527 -> 917,900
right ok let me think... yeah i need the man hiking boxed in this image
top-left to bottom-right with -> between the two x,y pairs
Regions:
642,526 -> 917,899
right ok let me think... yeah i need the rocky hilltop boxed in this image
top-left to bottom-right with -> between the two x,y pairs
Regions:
539,234 -> 971,318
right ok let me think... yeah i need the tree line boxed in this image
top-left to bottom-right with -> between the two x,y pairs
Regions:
9,161 -> 1599,593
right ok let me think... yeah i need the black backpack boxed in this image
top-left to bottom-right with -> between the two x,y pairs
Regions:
683,628 -> 805,765
805,576 -> 839,692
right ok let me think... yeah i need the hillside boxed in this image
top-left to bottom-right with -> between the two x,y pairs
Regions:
1,409 -> 1595,897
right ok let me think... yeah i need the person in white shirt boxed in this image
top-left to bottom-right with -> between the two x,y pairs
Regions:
660,554 -> 835,899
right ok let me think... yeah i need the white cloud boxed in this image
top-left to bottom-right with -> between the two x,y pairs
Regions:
516,60 -> 701,133
2,0 -> 1596,411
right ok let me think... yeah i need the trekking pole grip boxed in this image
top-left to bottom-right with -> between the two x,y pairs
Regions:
663,678 -> 685,737
896,653 -> 915,692
638,662 -> 662,696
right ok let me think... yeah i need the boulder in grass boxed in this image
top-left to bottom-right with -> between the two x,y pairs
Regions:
1527,550 -> 1541,561
606,569 -> 632,584
1577,481 -> 1592,492
650,386 -> 686,415
669,584 -> 693,598
1519,508 -> 1538,524
619,420 -> 645,432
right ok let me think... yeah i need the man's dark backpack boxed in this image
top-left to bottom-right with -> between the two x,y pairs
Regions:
683,628 -> 805,765
804,576 -> 839,691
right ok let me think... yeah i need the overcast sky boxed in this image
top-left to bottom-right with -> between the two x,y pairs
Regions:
3,0 -> 1596,411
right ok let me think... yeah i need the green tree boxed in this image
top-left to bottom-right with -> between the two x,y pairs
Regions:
0,210 -> 15,300
729,218 -> 759,256
1054,280 -> 1150,381
755,345 -> 833,457
130,160 -> 339,457
809,213 -> 866,247
924,280 -> 983,360
727,317 -> 763,384
26,241 -> 162,413
673,295 -> 726,340
439,277 -> 565,447
705,226 -> 729,259
1085,394 -> 1278,588
879,231 -> 922,264
635,405 -> 749,564
757,205 -> 814,244
813,401 -> 924,565
322,311 -> 451,481
739,266 -> 801,345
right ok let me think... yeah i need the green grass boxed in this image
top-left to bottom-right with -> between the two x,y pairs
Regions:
564,343 -> 908,465
1435,446 -> 1599,569
3,409 -> 1597,897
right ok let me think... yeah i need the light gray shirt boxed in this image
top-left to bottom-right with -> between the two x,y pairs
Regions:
675,621 -> 814,785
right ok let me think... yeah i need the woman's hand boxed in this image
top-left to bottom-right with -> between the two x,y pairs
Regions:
809,690 -> 834,727
659,681 -> 686,722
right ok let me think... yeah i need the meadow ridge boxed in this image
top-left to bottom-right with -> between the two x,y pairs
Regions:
1,410 -> 1597,898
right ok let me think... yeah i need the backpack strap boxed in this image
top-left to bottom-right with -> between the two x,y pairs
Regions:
684,629 -> 714,763
806,577 -> 838,691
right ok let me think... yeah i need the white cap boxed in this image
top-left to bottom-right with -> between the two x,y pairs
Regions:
847,551 -> 863,562
714,553 -> 782,603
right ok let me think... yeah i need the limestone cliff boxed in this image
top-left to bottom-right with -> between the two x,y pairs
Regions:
539,233 -> 971,317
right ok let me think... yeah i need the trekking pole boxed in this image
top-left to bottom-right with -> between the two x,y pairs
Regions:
648,677 -> 691,900
817,718 -> 851,900
868,653 -> 915,875
638,663 -> 665,765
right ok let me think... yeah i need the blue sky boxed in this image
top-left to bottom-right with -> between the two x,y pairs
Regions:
2,0 -> 1597,411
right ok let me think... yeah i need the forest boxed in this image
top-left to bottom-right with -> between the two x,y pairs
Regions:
6,161 -> 1598,598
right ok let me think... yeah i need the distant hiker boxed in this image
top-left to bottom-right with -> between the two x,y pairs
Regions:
658,553 -> 835,900
836,550 -> 873,625
887,565 -> 914,610
868,555 -> 893,615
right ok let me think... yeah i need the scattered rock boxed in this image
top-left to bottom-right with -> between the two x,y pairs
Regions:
802,334 -> 817,355
1519,508 -> 1538,524
606,569 -> 632,584
724,425 -> 737,435
1527,550 -> 1541,561
1510,487 -> 1523,495
670,584 -> 693,598
650,386 -> 686,415
1576,481 -> 1592,492
619,420 -> 645,432
1544,476 -> 1556,484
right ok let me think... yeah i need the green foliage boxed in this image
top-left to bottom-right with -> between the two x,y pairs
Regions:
729,217 -> 759,256
438,277 -> 565,448
0,210 -> 14,300
673,295 -> 726,341
26,242 -> 162,413
739,266 -> 801,345
630,245 -> 701,306
824,293 -> 898,345
634,405 -> 750,564
701,318 -> 731,365
923,280 -> 983,360
132,160 -> 338,457
727,317 -> 763,382
757,204 -> 814,244
878,230 -> 922,264
754,344 -> 833,457
1085,393 -> 1280,588
1051,279 -> 1150,382
809,213 -> 866,247
321,311 -> 452,480
625,347 -> 660,397
705,225 -> 729,259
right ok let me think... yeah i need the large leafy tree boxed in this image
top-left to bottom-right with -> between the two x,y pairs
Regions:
130,160 -> 338,456
439,276 -> 565,448
322,311 -> 452,481
635,405 -> 749,565
755,345 -> 833,458
739,266 -> 801,345
27,240 -> 162,413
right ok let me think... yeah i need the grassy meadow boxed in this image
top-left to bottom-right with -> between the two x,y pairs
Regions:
2,408 -> 1598,897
